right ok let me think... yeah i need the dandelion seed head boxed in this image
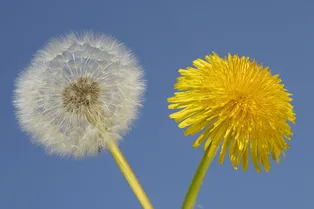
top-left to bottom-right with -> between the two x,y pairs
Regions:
14,31 -> 145,158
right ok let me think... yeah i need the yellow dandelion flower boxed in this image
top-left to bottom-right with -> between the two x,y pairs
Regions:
169,52 -> 295,172
169,52 -> 296,209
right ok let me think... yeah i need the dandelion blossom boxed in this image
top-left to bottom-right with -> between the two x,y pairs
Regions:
168,52 -> 295,172
169,52 -> 296,209
14,32 -> 144,158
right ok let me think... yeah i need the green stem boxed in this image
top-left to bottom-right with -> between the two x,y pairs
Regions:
182,144 -> 218,209
96,125 -> 154,209
107,140 -> 154,209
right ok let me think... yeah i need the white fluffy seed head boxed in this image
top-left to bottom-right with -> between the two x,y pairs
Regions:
13,31 -> 145,158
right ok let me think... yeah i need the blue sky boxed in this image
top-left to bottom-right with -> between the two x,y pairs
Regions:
0,0 -> 313,208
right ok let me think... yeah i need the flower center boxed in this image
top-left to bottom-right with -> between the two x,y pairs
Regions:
62,77 -> 100,115
234,95 -> 247,106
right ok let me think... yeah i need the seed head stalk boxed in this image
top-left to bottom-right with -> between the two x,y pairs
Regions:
98,127 -> 154,209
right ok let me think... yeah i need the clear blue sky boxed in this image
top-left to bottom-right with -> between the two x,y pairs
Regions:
0,0 -> 312,208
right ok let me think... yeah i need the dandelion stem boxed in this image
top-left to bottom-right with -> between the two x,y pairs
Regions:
107,139 -> 154,209
182,144 -> 218,209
